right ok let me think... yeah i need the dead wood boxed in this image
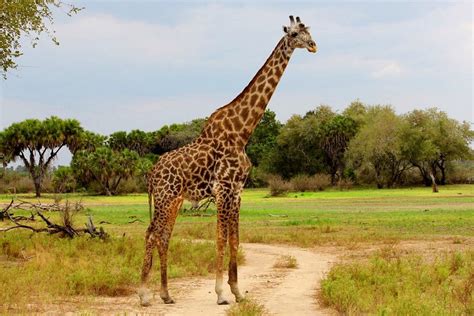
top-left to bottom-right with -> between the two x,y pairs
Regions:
0,199 -> 108,240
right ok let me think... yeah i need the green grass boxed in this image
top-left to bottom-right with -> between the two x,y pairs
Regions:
1,185 -> 473,247
320,248 -> 474,315
0,184 -> 472,312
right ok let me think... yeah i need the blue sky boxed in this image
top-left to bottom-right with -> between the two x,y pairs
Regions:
1,0 -> 472,139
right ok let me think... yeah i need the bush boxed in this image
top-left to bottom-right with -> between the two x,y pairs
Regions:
290,174 -> 331,192
267,175 -> 291,196
447,161 -> 474,184
290,174 -> 315,192
245,167 -> 268,188
117,178 -> 144,194
337,179 -> 353,190
52,166 -> 76,193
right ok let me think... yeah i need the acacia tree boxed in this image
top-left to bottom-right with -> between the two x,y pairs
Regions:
401,108 -> 473,185
0,116 -> 83,197
346,106 -> 410,188
1,0 -> 81,78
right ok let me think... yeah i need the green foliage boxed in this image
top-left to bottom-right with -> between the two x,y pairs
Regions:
151,118 -> 205,154
264,105 -> 357,181
246,110 -> 281,167
71,147 -> 140,196
72,131 -> 105,154
108,129 -> 153,156
401,108 -> 473,185
0,116 -> 84,196
0,0 -> 82,78
346,106 -> 409,188
321,250 -> 474,315
52,166 -> 76,193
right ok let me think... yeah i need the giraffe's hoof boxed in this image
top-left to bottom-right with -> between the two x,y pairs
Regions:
217,298 -> 230,305
235,295 -> 245,303
162,297 -> 175,304
138,288 -> 153,307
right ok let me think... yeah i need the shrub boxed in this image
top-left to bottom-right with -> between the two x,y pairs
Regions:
337,179 -> 353,190
245,167 -> 268,188
52,166 -> 76,193
226,298 -> 267,316
273,255 -> 298,269
266,175 -> 291,196
290,174 -> 332,192
290,174 -> 315,192
447,161 -> 474,184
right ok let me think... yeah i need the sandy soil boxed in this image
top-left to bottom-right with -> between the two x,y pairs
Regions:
54,243 -> 337,315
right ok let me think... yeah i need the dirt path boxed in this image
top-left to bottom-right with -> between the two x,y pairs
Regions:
69,243 -> 336,315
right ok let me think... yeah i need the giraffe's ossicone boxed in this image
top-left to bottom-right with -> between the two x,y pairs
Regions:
139,15 -> 317,306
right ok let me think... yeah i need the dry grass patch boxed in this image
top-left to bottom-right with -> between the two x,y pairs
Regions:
0,231 -> 243,313
226,298 -> 268,316
273,255 -> 298,269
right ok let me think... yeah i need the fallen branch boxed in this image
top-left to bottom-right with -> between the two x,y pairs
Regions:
181,197 -> 216,217
0,199 -> 108,240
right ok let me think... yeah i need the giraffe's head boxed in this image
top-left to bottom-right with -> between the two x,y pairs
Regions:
283,16 -> 317,53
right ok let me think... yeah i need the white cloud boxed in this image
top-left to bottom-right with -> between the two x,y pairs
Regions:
371,61 -> 404,79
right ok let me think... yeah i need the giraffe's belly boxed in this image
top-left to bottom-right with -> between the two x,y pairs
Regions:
182,179 -> 215,205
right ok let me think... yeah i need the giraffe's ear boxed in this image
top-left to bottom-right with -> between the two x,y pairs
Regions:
283,26 -> 288,33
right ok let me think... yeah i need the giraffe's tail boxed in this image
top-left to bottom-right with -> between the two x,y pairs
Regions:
148,189 -> 153,222
146,173 -> 153,222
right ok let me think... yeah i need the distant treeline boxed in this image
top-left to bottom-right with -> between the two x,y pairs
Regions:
1,101 -> 473,197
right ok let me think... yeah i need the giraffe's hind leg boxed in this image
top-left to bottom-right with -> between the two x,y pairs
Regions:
158,196 -> 183,304
138,195 -> 183,306
139,222 -> 157,306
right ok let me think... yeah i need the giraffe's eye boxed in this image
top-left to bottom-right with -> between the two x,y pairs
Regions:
291,32 -> 298,37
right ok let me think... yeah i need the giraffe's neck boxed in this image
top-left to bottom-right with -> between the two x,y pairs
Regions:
200,37 -> 294,148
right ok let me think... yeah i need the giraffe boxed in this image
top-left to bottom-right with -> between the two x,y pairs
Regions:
139,15 -> 317,306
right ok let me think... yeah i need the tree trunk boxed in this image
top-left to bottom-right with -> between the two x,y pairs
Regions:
33,177 -> 42,198
430,172 -> 438,193
439,164 -> 446,185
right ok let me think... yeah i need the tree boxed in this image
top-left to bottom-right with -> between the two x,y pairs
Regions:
108,129 -> 153,156
401,108 -> 473,185
319,115 -> 358,184
72,130 -> 105,154
52,166 -> 76,193
151,119 -> 206,154
0,0 -> 82,78
264,106 -> 335,178
71,147 -> 140,196
246,110 -> 282,167
0,116 -> 83,197
346,106 -> 410,188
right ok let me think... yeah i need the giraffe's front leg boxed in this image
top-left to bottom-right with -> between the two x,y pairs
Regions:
215,215 -> 230,305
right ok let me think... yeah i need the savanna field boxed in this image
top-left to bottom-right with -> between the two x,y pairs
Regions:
1,185 -> 473,314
